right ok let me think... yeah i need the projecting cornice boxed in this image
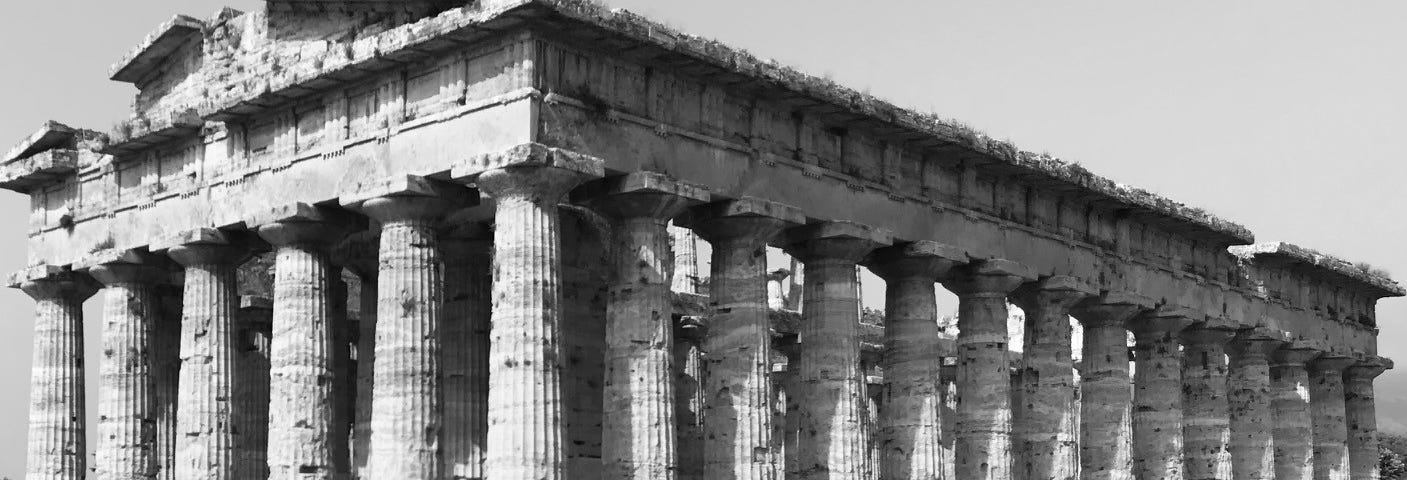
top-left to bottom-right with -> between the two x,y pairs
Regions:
109,14 -> 207,84
1230,242 -> 1405,299
0,121 -> 106,193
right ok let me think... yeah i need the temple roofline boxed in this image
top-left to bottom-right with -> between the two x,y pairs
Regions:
1230,242 -> 1405,298
109,14 -> 207,84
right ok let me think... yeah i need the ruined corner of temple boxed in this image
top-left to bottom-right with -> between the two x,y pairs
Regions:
1,1 -> 1401,480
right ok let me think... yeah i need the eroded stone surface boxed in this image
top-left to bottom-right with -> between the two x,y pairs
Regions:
90,263 -> 164,480
1272,348 -> 1320,480
1010,277 -> 1093,480
1227,335 -> 1281,480
21,274 -> 98,480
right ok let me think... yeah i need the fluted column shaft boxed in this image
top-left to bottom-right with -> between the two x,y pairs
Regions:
1272,349 -> 1319,480
351,267 -> 376,480
1072,301 -> 1137,480
1181,328 -> 1235,480
22,275 -> 98,480
1129,312 -> 1193,480
693,210 -> 794,480
234,299 -> 271,480
478,166 -> 594,480
941,260 -> 1032,480
257,220 -> 351,480
1346,362 -> 1388,480
1227,337 -> 1280,480
670,224 -> 699,294
442,230 -> 491,480
1010,278 -> 1092,480
590,180 -> 706,480
868,243 -> 959,480
90,264 -> 164,480
168,242 -> 249,480
155,286 -> 183,480
674,320 -> 707,480
360,196 -> 450,480
1310,357 -> 1354,480
785,232 -> 884,480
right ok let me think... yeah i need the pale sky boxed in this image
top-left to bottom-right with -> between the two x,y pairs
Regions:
2,1 -> 1406,476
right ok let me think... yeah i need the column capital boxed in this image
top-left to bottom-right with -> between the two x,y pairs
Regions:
76,248 -> 173,286
1010,275 -> 1097,312
250,203 -> 361,247
18,271 -> 99,302
575,171 -> 711,221
450,143 -> 605,186
1127,305 -> 1197,339
864,240 -> 969,281
1071,290 -> 1155,328
1309,354 -> 1357,374
1271,344 -> 1322,368
682,196 -> 804,246
782,221 -> 893,263
152,228 -> 254,267
342,175 -> 478,224
1227,328 -> 1285,360
1346,356 -> 1392,380
941,258 -> 1036,297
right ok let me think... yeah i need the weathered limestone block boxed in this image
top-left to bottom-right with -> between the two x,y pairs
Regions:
440,223 -> 491,480
476,160 -> 601,480
89,262 -> 165,480
559,208 -> 608,480
670,224 -> 700,294
866,241 -> 966,480
332,231 -> 378,480
674,317 -> 707,480
1070,291 -> 1148,480
1346,357 -> 1390,480
1180,324 -> 1237,480
1010,276 -> 1096,480
354,192 -> 456,480
779,340 -> 802,480
783,221 -> 893,480
1226,332 -> 1282,480
155,284 -> 183,480
1271,347 -> 1320,480
254,207 -> 353,480
1128,307 -> 1195,480
21,273 -> 99,480
162,230 -> 252,480
687,197 -> 804,480
234,297 -> 271,480
583,172 -> 710,480
1310,356 -> 1355,480
940,259 -> 1035,480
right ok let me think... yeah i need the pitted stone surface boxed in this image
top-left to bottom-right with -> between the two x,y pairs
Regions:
441,228 -> 491,480
867,241 -> 964,480
670,224 -> 700,294
1071,292 -> 1148,480
1227,335 -> 1281,480
674,319 -> 707,480
1271,348 -> 1320,480
941,259 -> 1034,480
1346,359 -> 1389,480
1010,277 -> 1094,480
155,286 -> 183,480
21,275 -> 99,480
90,263 -> 164,480
1180,327 -> 1236,480
1128,309 -> 1194,480
1309,357 -> 1355,480
234,298 -> 271,480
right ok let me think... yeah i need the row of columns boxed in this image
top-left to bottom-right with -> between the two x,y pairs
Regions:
17,164 -> 1392,480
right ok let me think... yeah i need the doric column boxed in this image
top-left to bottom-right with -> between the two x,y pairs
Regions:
1180,322 -> 1237,480
155,282 -> 183,480
938,363 -> 957,480
471,154 -> 602,480
688,197 -> 804,480
328,275 -> 353,480
766,269 -> 790,311
866,241 -> 966,480
1127,307 -> 1195,480
441,222 -> 492,480
343,178 -> 473,480
1071,292 -> 1148,480
87,259 -> 165,480
782,222 -> 893,480
1310,355 -> 1355,480
1010,276 -> 1096,480
157,229 -> 252,480
1346,357 -> 1391,480
19,271 -> 99,480
253,204 -> 355,480
1226,331 -> 1282,480
1272,346 -> 1320,480
234,296 -> 272,480
670,224 -> 700,294
674,317 -> 707,480
940,259 -> 1035,480
332,231 -> 378,480
579,172 -> 709,480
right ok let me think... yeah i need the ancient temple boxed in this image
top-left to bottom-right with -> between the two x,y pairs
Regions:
0,1 -> 1398,480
